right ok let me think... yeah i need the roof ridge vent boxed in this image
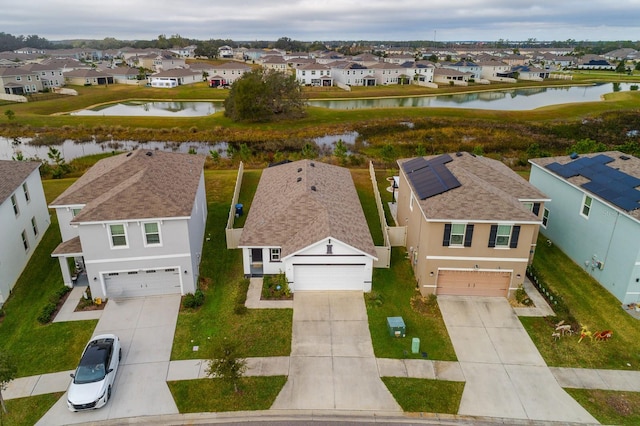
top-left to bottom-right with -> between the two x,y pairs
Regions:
146,151 -> 153,156
311,185 -> 317,191
296,177 -> 302,182
620,155 -> 630,160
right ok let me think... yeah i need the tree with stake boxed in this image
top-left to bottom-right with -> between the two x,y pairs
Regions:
206,341 -> 247,393
0,351 -> 17,414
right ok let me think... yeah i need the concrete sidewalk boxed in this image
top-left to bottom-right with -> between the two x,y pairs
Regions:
245,277 -> 293,309
52,285 -> 104,323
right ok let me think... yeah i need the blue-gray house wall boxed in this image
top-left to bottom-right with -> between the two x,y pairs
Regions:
530,164 -> 640,304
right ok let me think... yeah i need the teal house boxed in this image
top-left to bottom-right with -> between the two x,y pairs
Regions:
529,151 -> 640,305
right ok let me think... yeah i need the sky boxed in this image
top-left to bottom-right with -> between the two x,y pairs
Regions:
2,0 -> 640,42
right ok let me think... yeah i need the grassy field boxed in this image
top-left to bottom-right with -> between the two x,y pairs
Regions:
520,235 -> 640,369
565,389 -> 640,426
168,376 -> 287,413
0,392 -> 63,426
0,177 -> 96,377
382,377 -> 464,414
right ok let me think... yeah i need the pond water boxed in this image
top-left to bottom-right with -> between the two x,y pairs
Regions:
70,100 -> 224,117
308,82 -> 639,111
68,82 -> 639,116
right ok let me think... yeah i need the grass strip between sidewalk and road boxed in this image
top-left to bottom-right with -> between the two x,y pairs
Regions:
382,377 -> 464,414
0,392 -> 63,426
564,388 -> 640,426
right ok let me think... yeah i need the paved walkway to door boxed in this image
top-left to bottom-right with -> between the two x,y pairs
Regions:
438,296 -> 598,424
271,292 -> 401,411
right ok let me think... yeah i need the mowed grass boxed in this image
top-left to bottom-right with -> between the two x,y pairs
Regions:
352,168 -> 385,246
168,376 -> 287,413
0,177 -> 96,377
565,389 -> 640,426
171,169 -> 292,360
382,377 -> 464,414
368,249 -> 457,361
520,234 -> 640,369
0,392 -> 63,426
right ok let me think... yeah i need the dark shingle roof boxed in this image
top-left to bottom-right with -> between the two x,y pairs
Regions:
0,160 -> 41,204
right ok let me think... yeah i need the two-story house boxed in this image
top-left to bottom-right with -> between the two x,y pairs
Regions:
0,161 -> 50,307
294,63 -> 333,86
529,152 -> 640,305
49,150 -> 207,300
396,152 -> 548,297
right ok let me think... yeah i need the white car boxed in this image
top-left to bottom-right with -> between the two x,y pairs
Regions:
67,334 -> 121,411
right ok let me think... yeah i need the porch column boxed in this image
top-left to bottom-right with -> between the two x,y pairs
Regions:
58,256 -> 73,288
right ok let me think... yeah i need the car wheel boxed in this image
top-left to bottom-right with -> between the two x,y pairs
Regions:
119,348 -> 122,361
107,385 -> 112,402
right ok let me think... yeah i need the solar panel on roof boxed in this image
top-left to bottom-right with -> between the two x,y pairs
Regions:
403,154 -> 461,200
545,154 -> 640,212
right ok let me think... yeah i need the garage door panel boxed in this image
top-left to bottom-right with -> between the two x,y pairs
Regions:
104,268 -> 181,298
437,270 -> 510,297
294,264 -> 366,291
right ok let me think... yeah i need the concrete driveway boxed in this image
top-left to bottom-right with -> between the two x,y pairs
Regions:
272,292 -> 401,412
36,295 -> 181,425
438,296 -> 598,424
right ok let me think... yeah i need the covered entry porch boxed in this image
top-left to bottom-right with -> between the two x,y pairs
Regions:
51,236 -> 87,287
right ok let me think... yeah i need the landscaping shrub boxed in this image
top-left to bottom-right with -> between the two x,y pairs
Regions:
527,265 -> 578,328
261,273 -> 291,300
182,289 -> 205,309
37,302 -> 57,324
514,285 -> 534,306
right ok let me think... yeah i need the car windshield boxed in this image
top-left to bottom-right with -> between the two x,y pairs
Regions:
73,339 -> 112,384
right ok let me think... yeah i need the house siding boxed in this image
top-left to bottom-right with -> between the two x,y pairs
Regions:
530,164 -> 640,304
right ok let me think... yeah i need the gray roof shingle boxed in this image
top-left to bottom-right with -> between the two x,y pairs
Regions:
0,160 -> 41,204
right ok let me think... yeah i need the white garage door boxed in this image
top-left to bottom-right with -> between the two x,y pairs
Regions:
293,264 -> 367,291
104,268 -> 181,298
436,270 -> 511,297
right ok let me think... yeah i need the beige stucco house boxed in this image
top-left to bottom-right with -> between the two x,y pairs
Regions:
396,152 -> 548,297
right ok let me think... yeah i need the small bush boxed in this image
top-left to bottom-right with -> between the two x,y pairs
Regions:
514,285 -> 534,306
234,304 -> 248,315
182,289 -> 205,309
37,302 -> 57,324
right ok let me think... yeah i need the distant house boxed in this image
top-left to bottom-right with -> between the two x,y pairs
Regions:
511,65 -> 550,81
207,62 -> 252,87
369,62 -> 411,85
49,150 -> 207,300
440,60 -> 482,80
0,67 -> 43,94
0,161 -> 50,307
529,152 -> 640,305
330,62 -> 377,86
218,45 -> 234,58
396,152 -> 548,297
238,160 -> 377,292
294,63 -> 332,86
476,59 -> 513,82
433,67 -> 471,86
64,69 -> 114,86
148,68 -> 202,87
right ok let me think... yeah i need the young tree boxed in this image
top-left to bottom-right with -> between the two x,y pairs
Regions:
4,109 -> 14,121
47,147 -> 71,179
206,341 -> 247,393
224,68 -> 306,122
0,351 -> 17,414
333,139 -> 348,165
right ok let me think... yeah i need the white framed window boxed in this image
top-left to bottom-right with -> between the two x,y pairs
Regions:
542,208 -> 550,228
31,216 -> 38,236
495,225 -> 512,247
581,195 -> 592,218
11,194 -> 19,216
109,224 -> 128,248
21,230 -> 29,251
522,202 -> 533,211
72,208 -> 82,216
23,182 -> 30,202
270,248 -> 281,262
143,222 -> 161,246
449,224 -> 466,246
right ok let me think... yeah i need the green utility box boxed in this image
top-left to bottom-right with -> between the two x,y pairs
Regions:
412,337 -> 420,354
387,316 -> 406,337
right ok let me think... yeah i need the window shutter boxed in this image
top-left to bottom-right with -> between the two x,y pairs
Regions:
532,202 -> 541,216
510,225 -> 521,248
442,224 -> 451,246
464,224 -> 474,247
488,225 -> 498,248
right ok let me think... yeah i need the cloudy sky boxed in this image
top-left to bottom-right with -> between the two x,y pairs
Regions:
3,0 -> 639,42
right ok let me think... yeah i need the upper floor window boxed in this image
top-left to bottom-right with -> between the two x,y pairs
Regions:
488,224 -> 521,248
31,217 -> 39,237
581,195 -> 592,218
11,194 -> 19,216
542,208 -> 550,228
443,223 -> 474,247
143,222 -> 161,246
270,248 -> 281,262
109,224 -> 127,248
72,208 -> 82,216
21,230 -> 29,251
22,182 -> 30,203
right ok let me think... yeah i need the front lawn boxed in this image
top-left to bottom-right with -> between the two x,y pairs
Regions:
520,235 -> 640,369
565,389 -> 640,426
0,392 -> 63,426
168,376 -> 287,413
382,377 -> 464,414
171,170 -> 292,360
0,178 -> 96,377
368,249 -> 457,361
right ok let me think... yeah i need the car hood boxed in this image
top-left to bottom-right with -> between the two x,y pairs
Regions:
67,379 -> 106,405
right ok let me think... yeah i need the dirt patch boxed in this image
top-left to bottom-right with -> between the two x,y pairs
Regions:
606,394 -> 633,416
410,294 -> 439,317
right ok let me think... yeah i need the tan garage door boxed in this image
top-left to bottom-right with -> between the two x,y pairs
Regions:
436,270 -> 511,297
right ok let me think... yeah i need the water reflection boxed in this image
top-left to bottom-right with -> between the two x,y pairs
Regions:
71,101 -> 224,117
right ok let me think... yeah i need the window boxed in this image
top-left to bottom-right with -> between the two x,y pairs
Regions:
23,183 -> 30,202
21,230 -> 29,251
31,217 -> 38,236
409,193 -> 414,211
143,222 -> 161,245
522,202 -> 533,211
72,208 -> 82,216
270,248 -> 281,262
495,225 -> 512,247
581,195 -> 592,218
109,224 -> 127,247
11,194 -> 19,216
542,208 -> 550,228
443,223 -> 474,247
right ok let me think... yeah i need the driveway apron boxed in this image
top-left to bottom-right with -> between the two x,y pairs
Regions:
36,295 -> 181,425
438,296 -> 598,424
272,292 -> 401,411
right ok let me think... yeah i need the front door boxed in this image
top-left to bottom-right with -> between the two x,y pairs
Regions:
250,248 -> 264,276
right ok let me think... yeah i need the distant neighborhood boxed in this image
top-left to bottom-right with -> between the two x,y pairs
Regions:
1,43 -> 638,98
